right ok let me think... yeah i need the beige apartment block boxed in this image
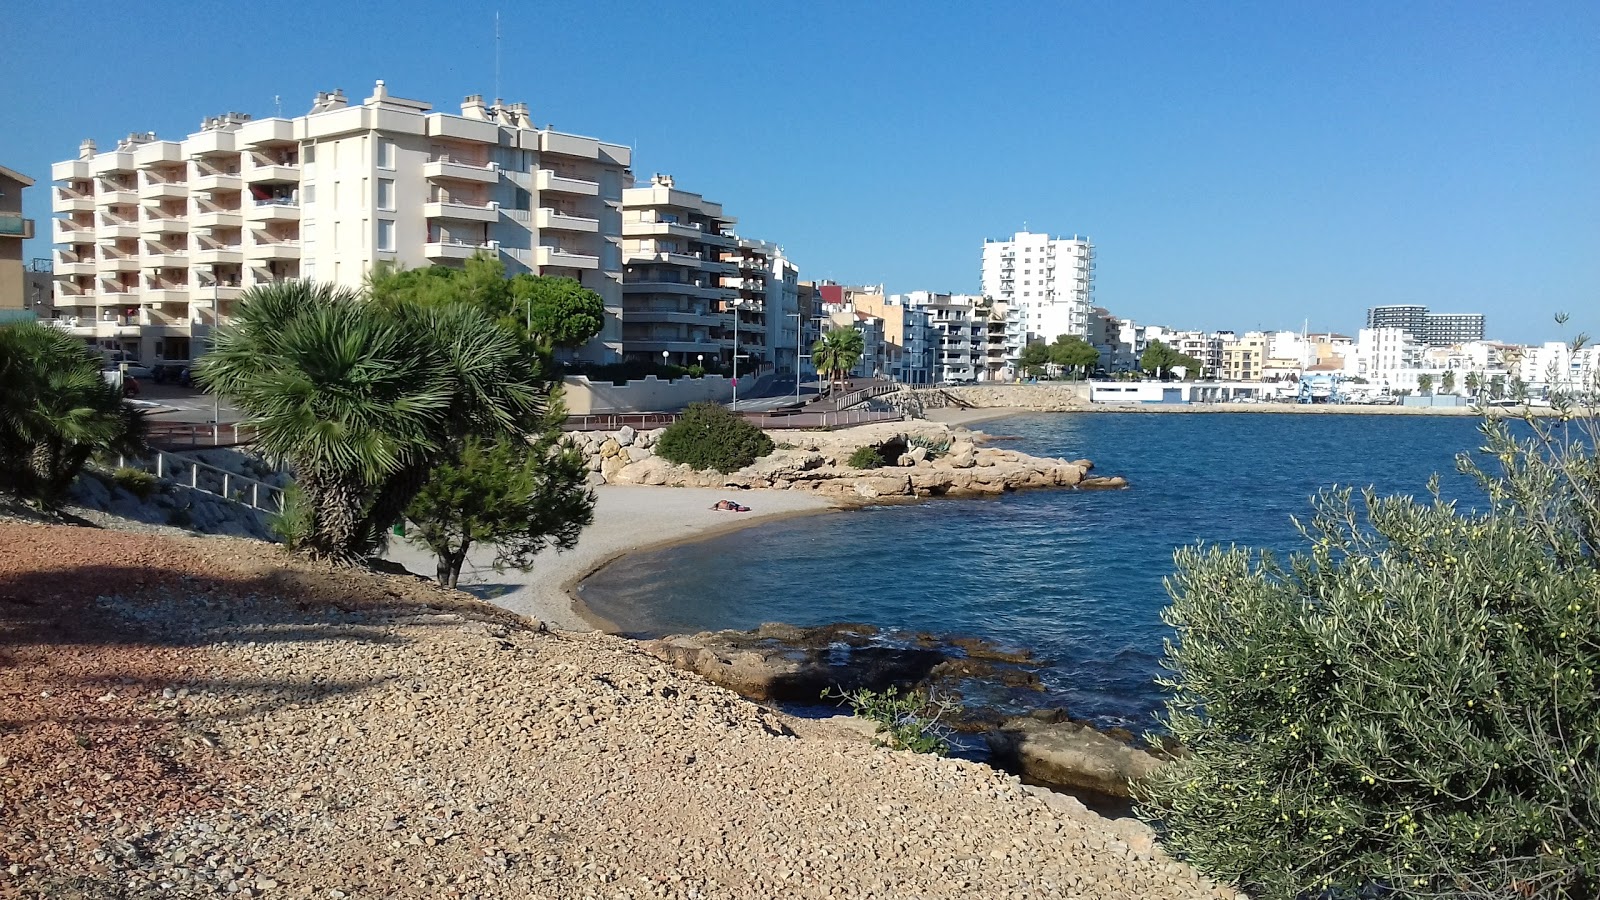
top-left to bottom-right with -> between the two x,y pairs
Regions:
620,175 -> 738,366
50,80 -> 632,364
1,164 -> 36,311
1221,331 -> 1269,381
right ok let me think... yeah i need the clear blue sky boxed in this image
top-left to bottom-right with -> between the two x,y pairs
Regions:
3,1 -> 1595,343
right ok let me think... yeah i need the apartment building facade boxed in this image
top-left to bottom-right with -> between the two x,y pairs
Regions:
1,165 -> 36,311
1367,304 -> 1486,346
979,230 -> 1095,361
903,291 -> 985,383
1221,331 -> 1269,381
619,175 -> 738,368
50,81 -> 632,364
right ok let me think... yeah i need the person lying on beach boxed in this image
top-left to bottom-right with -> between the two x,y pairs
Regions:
710,499 -> 751,512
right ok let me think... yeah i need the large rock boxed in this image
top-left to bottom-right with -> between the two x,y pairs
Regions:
615,425 -> 636,447
641,624 -> 946,702
598,437 -> 622,458
1079,475 -> 1129,490
738,449 -> 825,481
624,445 -> 652,463
600,454 -> 629,483
613,456 -> 677,486
986,717 -> 1164,797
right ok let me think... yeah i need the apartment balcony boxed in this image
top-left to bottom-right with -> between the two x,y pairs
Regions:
139,308 -> 189,330
244,240 -> 302,261
96,189 -> 138,206
701,258 -> 739,275
424,239 -> 496,261
142,252 -> 188,270
245,200 -> 301,223
141,288 -> 189,304
140,215 -> 190,235
192,172 -> 243,193
54,258 -> 95,277
245,164 -> 300,184
536,208 -> 600,233
192,209 -> 243,229
623,339 -> 726,355
424,158 -> 499,184
424,200 -> 499,223
535,170 -> 599,196
193,246 -> 244,266
536,246 -> 600,269
56,220 -> 95,243
95,319 -> 143,339
622,220 -> 706,241
52,160 -> 89,181
95,255 -> 141,274
138,182 -> 187,201
624,249 -> 702,269
97,222 -> 139,240
0,214 -> 32,239
53,190 -> 95,213
45,318 -> 97,338
621,280 -> 721,298
626,308 -> 725,327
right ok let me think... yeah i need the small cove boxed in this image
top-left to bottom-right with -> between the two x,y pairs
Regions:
579,412 -> 1492,731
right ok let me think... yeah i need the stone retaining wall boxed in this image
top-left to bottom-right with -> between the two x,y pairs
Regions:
916,383 -> 1091,411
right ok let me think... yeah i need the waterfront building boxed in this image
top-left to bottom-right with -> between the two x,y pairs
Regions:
718,236 -> 772,371
763,250 -> 802,377
980,230 -> 1095,361
1345,327 -> 1424,391
1,164 -> 36,312
49,81 -> 632,364
619,174 -> 737,367
1169,330 -> 1222,378
818,283 -> 889,378
1367,304 -> 1486,346
905,291 -> 987,382
1221,331 -> 1269,382
1517,342 -> 1600,392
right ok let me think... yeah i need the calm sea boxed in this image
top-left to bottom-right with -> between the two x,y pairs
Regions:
579,412 -> 1494,731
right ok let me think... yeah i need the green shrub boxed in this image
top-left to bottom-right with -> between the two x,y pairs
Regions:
654,403 -> 773,473
907,436 -> 951,459
112,466 -> 158,499
268,484 -> 313,548
847,445 -> 885,469
822,686 -> 953,755
1136,409 -> 1600,899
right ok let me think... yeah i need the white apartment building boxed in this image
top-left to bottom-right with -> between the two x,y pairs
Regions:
620,175 -> 738,367
1345,327 -> 1425,391
50,81 -> 633,364
1517,342 -> 1600,392
980,231 -> 1094,361
764,251 -> 802,377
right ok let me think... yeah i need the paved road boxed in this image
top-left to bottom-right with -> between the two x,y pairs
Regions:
134,385 -> 245,424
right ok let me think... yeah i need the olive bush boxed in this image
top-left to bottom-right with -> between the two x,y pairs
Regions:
1137,404 -> 1599,899
654,402 -> 774,473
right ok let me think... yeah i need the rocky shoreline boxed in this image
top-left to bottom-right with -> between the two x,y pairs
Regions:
641,622 -> 1168,800
570,419 -> 1128,499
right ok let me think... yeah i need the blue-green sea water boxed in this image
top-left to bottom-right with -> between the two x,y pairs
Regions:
579,413 -> 1494,731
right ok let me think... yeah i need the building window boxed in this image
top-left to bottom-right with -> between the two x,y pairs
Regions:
377,139 -> 396,170
303,145 -> 315,164
303,183 -> 316,204
378,179 -> 395,211
377,219 -> 395,252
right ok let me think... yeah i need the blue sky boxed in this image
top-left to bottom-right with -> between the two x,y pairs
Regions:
3,1 -> 1595,342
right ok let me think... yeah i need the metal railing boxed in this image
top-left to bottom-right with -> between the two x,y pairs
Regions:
562,407 -> 903,433
146,422 -> 258,450
116,450 -> 285,514
563,413 -> 681,432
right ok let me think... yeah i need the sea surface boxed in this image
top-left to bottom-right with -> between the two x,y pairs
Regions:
579,412 -> 1496,731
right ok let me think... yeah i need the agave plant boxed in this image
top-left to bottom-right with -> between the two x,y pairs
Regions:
196,280 -> 543,561
0,322 -> 144,506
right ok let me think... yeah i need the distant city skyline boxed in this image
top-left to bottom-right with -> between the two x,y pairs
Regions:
2,0 -> 1595,344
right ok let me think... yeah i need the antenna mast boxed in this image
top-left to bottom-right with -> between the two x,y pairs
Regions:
494,11 -> 501,102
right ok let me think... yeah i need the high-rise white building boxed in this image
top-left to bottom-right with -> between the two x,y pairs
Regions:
50,80 -> 632,364
979,230 -> 1094,361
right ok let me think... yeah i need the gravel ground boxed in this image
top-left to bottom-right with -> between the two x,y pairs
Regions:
1,522 -> 1234,899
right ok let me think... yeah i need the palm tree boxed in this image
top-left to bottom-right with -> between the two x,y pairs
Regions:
1441,369 -> 1456,395
1417,373 -> 1435,396
811,327 -> 865,388
196,281 -> 543,562
0,323 -> 144,505
1465,371 -> 1481,398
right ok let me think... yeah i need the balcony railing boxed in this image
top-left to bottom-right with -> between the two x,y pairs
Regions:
0,215 -> 33,238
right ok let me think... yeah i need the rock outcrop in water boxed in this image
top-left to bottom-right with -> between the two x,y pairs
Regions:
570,421 -> 1126,499
642,622 -> 1166,798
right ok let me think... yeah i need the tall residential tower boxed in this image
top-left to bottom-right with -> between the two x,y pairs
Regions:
979,230 -> 1094,362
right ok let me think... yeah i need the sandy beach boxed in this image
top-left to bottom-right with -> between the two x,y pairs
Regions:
385,484 -> 843,630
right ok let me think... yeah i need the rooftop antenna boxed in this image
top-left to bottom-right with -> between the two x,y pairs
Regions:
494,11 -> 501,105
273,95 -> 282,117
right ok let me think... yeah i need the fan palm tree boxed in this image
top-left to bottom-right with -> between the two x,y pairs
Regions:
811,327 -> 865,388
0,323 -> 144,505
196,281 -> 543,562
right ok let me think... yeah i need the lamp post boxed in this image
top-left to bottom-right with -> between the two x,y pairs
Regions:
730,299 -> 740,412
